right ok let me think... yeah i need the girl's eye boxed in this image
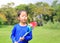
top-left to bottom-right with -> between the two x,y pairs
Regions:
22,16 -> 27,17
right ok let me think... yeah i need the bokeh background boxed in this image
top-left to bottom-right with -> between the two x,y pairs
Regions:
0,0 -> 60,43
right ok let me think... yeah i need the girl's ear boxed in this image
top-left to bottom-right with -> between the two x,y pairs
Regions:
17,17 -> 20,20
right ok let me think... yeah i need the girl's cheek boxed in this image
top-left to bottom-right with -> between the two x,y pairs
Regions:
25,17 -> 27,20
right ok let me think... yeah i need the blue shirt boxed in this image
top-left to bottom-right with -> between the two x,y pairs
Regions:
11,24 -> 32,43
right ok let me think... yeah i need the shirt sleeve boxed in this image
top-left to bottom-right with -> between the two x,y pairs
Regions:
24,31 -> 32,41
10,26 -> 16,43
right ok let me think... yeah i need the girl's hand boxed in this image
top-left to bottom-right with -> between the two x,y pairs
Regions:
20,37 -> 24,41
15,41 -> 18,43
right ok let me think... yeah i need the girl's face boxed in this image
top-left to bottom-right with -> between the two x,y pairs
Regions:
18,11 -> 28,23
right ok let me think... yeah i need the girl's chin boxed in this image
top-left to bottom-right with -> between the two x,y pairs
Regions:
22,21 -> 27,23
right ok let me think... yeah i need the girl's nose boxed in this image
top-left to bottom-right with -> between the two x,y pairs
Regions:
23,16 -> 27,18
23,16 -> 25,17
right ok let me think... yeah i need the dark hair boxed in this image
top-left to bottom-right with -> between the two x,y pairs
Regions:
17,10 -> 28,17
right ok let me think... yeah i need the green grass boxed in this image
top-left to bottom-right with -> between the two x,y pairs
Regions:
0,22 -> 60,43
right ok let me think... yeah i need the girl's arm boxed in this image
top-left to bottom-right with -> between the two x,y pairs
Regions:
24,31 -> 32,41
11,26 -> 16,43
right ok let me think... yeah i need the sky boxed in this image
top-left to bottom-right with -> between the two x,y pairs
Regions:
0,0 -> 59,7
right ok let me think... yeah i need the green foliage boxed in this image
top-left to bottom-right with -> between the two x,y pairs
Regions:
16,4 -> 27,11
51,0 -> 60,22
0,13 -> 7,24
43,21 -> 60,29
0,1 -> 60,25
0,2 -> 17,25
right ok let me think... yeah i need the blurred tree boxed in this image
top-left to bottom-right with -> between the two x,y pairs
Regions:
51,0 -> 60,22
0,13 -> 7,24
0,1 -> 60,25
27,3 -> 36,22
16,4 -> 27,11
0,2 -> 17,25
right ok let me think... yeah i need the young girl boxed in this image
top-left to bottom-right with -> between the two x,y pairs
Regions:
11,10 -> 32,43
